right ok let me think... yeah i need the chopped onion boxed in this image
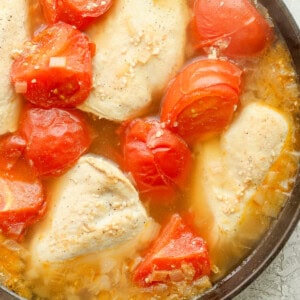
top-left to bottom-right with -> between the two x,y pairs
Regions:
149,270 -> 169,282
253,191 -> 265,206
101,257 -> 116,274
2,239 -> 23,252
139,219 -> 160,245
130,256 -> 143,271
98,275 -> 111,290
263,199 -> 282,218
88,275 -> 111,294
66,295 -> 80,300
193,276 -> 212,289
14,81 -> 27,93
153,283 -> 168,293
49,56 -> 67,68
169,269 -> 184,282
211,264 -> 220,274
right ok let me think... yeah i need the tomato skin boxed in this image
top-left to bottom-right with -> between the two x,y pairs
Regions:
19,107 -> 91,177
10,22 -> 93,108
0,161 -> 45,241
133,214 -> 211,286
40,0 -> 113,30
192,0 -> 273,57
160,59 -> 242,144
121,118 -> 192,201
39,0 -> 57,25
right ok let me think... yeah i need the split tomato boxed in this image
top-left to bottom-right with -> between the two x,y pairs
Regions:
0,160 -> 45,241
40,0 -> 113,30
121,118 -> 192,201
0,134 -> 26,171
192,0 -> 273,57
19,107 -> 91,177
133,214 -> 211,286
160,59 -> 242,143
10,22 -> 93,108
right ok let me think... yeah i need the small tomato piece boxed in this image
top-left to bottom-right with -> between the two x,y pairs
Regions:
121,118 -> 192,201
0,134 -> 26,171
40,0 -> 113,30
192,0 -> 273,57
10,22 -> 93,108
133,214 -> 211,286
19,107 -> 91,177
160,59 -> 242,143
0,163 -> 45,241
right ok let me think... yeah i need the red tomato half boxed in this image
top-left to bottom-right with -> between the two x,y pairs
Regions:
133,214 -> 211,286
121,118 -> 192,201
0,161 -> 45,241
192,0 -> 273,57
160,59 -> 242,143
19,107 -> 91,177
40,0 -> 113,30
11,22 -> 93,108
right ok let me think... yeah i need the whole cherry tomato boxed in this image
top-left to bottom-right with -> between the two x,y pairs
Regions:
160,59 -> 242,143
11,22 -> 93,108
192,0 -> 273,57
19,107 -> 91,177
121,118 -> 192,201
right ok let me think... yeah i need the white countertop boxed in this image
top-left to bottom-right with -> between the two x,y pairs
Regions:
235,1 -> 300,299
284,0 -> 300,27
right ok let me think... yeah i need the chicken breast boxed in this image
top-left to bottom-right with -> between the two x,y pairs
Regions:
0,0 -> 29,134
30,155 -> 149,263
78,0 -> 189,121
191,102 -> 294,275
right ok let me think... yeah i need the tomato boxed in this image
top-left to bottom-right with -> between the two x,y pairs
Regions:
133,214 -> 211,286
160,59 -> 242,143
40,0 -> 113,30
10,22 -> 93,108
0,134 -> 26,171
0,161 -> 45,241
192,0 -> 273,57
19,107 -> 91,177
121,118 -> 192,201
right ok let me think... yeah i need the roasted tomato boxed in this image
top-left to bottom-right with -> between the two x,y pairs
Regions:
40,0 -> 113,30
121,118 -> 192,201
11,22 -> 93,108
19,107 -> 91,177
160,59 -> 242,143
0,161 -> 45,241
133,214 -> 211,286
191,0 -> 273,57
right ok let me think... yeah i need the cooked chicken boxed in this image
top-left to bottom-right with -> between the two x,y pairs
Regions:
0,0 -> 29,134
78,0 -> 189,121
30,155 -> 149,262
191,102 -> 292,274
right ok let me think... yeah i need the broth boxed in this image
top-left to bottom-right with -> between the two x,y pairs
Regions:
0,1 -> 299,300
